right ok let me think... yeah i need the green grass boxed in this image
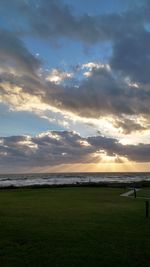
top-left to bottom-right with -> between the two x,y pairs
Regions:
136,188 -> 150,198
0,187 -> 150,267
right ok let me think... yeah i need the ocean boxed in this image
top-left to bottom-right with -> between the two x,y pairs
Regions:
0,172 -> 149,187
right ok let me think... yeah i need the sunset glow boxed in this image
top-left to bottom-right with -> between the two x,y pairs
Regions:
0,0 -> 150,173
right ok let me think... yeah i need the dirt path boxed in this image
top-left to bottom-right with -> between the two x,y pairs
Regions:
120,188 -> 141,197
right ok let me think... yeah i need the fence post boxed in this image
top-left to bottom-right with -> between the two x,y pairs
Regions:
145,201 -> 149,218
134,187 -> 136,198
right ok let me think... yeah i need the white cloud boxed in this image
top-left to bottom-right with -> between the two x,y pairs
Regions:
46,69 -> 73,84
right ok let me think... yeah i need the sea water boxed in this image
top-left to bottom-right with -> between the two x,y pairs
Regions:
0,172 -> 149,187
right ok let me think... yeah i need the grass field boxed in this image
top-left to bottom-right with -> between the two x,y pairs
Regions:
136,188 -> 150,198
0,187 -> 150,267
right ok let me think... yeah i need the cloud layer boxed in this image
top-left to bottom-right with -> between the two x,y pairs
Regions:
0,0 -> 149,171
0,131 -> 150,171
0,0 -> 150,134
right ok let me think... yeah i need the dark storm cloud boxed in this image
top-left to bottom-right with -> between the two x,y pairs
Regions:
0,0 -> 146,42
0,30 -> 41,77
110,30 -> 150,84
0,131 -> 150,170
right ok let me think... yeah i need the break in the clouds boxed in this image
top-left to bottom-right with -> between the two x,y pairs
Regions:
0,131 -> 150,172
0,0 -> 150,171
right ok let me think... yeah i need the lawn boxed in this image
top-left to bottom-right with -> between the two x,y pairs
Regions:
136,188 -> 150,198
0,187 -> 149,267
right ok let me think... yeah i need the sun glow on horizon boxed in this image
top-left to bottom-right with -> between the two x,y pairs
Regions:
30,162 -> 150,173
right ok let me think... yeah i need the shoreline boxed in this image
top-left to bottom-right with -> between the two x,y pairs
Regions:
0,180 -> 150,190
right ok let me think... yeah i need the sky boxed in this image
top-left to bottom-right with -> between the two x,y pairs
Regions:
0,0 -> 150,173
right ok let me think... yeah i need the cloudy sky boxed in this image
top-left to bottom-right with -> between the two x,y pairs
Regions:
0,0 -> 150,173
